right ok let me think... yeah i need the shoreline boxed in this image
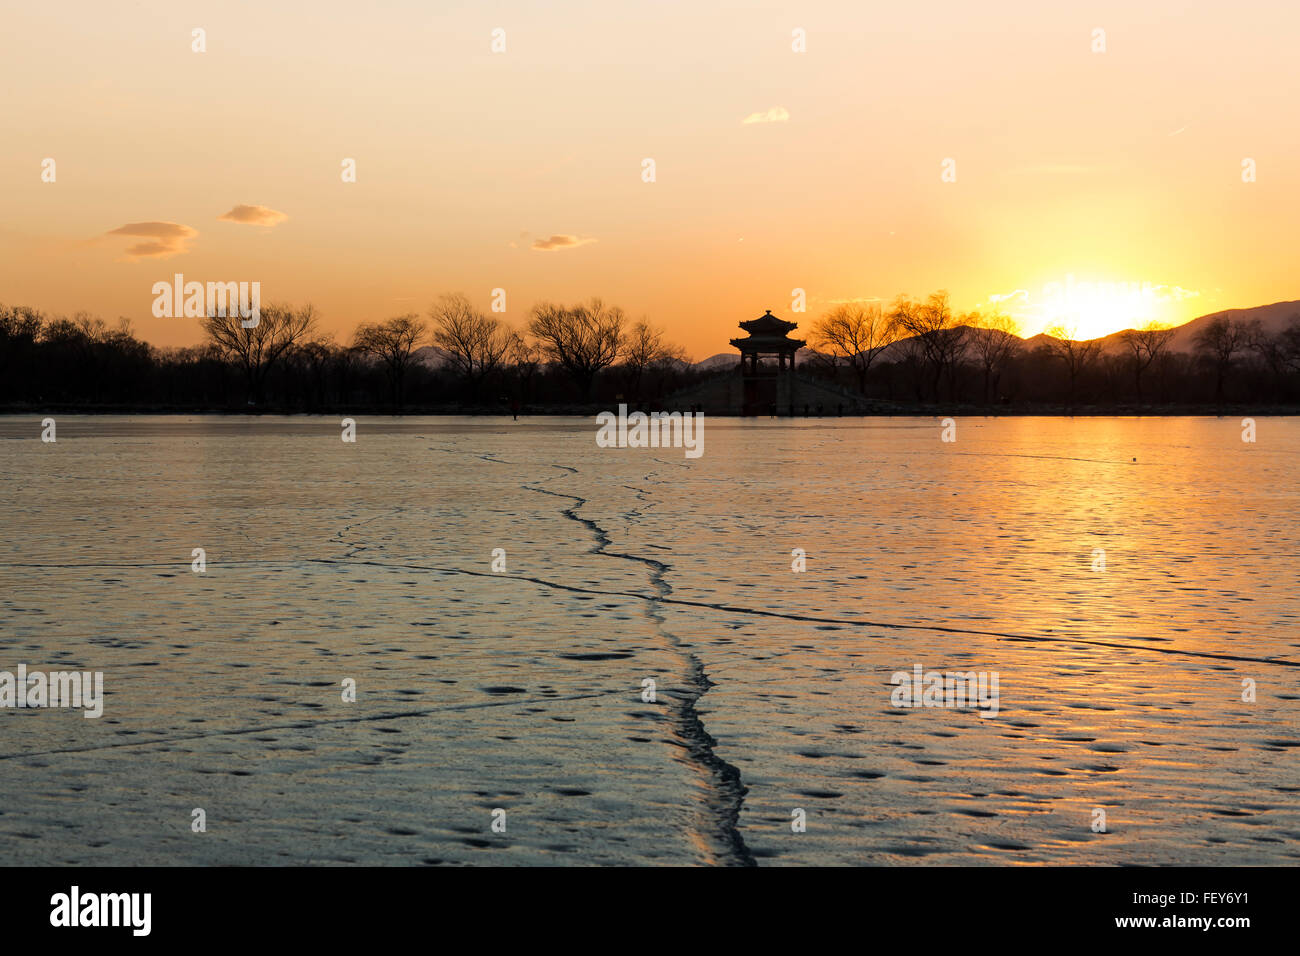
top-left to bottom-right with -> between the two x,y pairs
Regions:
3,402 -> 1299,418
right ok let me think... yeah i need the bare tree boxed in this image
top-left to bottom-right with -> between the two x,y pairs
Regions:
1194,316 -> 1247,403
201,302 -> 319,403
527,298 -> 625,400
890,331 -> 927,402
429,293 -> 513,397
620,319 -> 684,401
507,331 -> 543,400
968,311 -> 1022,405
1044,324 -> 1102,408
0,304 -> 43,341
1279,319 -> 1300,374
287,332 -> 336,407
889,291 -> 967,401
353,314 -> 428,406
41,311 -> 109,354
1122,321 -> 1176,402
809,302 -> 899,395
332,342 -> 363,405
0,304 -> 44,381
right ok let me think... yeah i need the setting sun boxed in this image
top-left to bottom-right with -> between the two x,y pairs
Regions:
987,275 -> 1192,340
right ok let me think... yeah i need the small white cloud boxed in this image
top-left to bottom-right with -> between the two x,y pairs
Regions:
742,106 -> 790,125
1151,285 -> 1200,301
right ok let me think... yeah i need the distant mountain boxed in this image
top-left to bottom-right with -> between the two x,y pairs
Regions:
1090,300 -> 1300,354
692,352 -> 736,370
411,345 -> 456,369
692,349 -> 836,370
1020,332 -> 1060,351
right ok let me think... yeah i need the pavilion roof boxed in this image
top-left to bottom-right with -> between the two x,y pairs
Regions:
739,310 -> 798,335
730,310 -> 806,351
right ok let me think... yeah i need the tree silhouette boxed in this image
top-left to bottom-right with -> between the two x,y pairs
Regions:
968,311 -> 1022,405
809,302 -> 899,395
353,314 -> 428,406
528,298 -> 625,400
429,293 -> 513,398
201,303 -> 319,404
1122,321 -> 1176,402
620,319 -> 686,401
1194,317 -> 1247,403
1044,325 -> 1102,409
889,292 -> 967,401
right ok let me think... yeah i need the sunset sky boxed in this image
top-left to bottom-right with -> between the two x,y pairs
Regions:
2,0 -> 1297,357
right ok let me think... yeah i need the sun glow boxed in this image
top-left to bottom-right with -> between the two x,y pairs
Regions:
992,276 -> 1193,341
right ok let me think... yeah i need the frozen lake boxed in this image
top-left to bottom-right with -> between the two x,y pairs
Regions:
1,414 -> 1298,865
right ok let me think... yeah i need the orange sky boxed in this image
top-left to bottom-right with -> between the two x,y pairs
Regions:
2,0 -> 1297,358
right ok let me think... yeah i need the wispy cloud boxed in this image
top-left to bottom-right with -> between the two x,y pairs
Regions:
531,234 -> 597,252
104,221 -> 197,259
217,204 -> 288,227
1151,284 -> 1199,301
1012,164 -> 1092,175
741,106 -> 790,125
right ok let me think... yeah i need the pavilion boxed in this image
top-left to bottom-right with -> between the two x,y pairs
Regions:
664,309 -> 865,415
729,310 -> 807,415
730,309 -> 807,373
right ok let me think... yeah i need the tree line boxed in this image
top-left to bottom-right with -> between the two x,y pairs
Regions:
0,296 -> 694,410
3,292 -> 1299,411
